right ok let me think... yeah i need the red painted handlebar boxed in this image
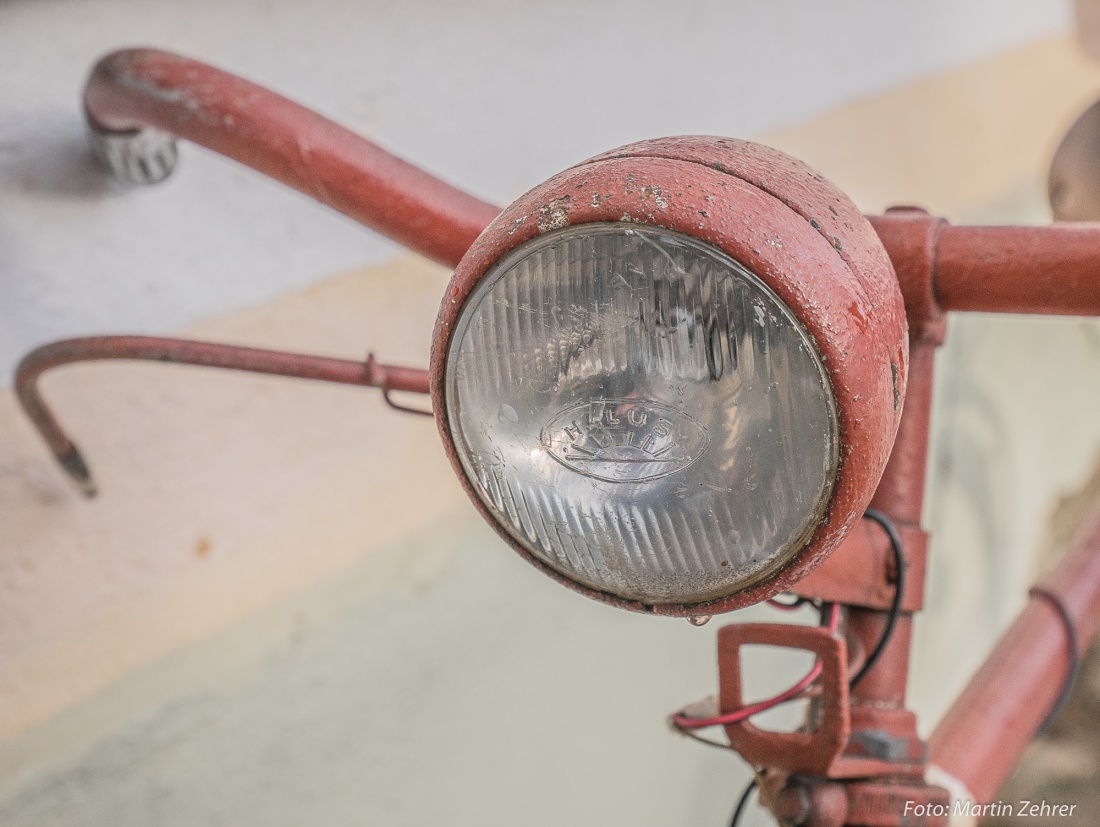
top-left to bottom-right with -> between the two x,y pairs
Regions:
85,48 -> 500,268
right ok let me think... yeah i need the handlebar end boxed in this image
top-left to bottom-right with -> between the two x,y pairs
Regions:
87,121 -> 178,186
56,444 -> 98,498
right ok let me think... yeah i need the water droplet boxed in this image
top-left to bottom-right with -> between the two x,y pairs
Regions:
687,615 -> 712,626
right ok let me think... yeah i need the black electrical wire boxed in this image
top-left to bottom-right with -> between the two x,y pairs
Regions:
767,594 -> 810,610
848,509 -> 907,689
729,777 -> 757,827
1028,586 -> 1082,737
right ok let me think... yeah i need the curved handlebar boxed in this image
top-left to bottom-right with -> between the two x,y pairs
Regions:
85,48 -> 501,268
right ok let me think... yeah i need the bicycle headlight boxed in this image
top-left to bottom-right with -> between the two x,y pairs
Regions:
431,137 -> 907,616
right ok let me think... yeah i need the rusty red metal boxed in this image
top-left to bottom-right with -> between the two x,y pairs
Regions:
716,619 -> 928,784
16,335 -> 430,496
837,336 -> 940,716
846,704 -> 925,767
934,224 -> 1100,315
84,48 -> 500,268
929,494 -> 1100,803
772,780 -> 850,827
715,209 -> 947,823
786,205 -> 1100,821
710,205 -> 1100,823
718,622 -> 850,776
841,780 -> 949,827
431,136 -> 909,616
813,214 -> 943,779
791,518 -> 926,613
870,210 -> 1100,318
770,776 -> 950,827
867,209 -> 946,342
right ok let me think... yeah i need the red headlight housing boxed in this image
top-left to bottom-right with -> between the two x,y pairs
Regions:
431,137 -> 907,616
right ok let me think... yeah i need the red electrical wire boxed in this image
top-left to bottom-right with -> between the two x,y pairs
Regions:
670,603 -> 840,730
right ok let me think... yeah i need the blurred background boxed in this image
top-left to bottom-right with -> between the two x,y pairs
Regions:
2,1 -> 1100,824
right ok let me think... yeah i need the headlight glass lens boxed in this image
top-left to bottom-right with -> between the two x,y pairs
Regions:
445,224 -> 838,604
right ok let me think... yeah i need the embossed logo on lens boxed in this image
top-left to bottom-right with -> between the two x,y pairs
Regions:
541,399 -> 709,483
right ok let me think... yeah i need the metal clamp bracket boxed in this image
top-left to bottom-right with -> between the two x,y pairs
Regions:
718,622 -> 849,776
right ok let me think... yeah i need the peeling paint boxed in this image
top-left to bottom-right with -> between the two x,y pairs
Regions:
537,196 -> 571,232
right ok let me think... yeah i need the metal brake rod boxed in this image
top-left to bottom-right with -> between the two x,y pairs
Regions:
85,48 -> 501,268
15,336 -> 431,498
